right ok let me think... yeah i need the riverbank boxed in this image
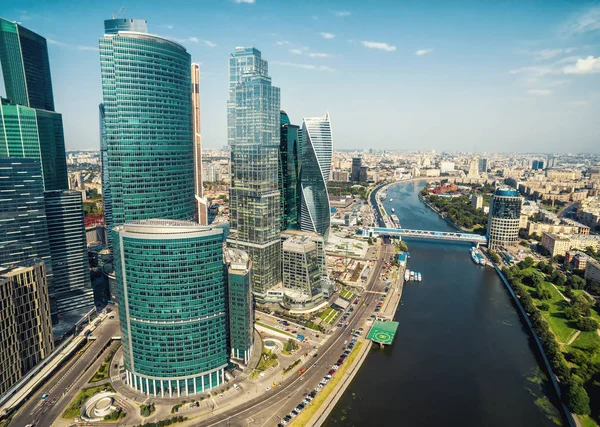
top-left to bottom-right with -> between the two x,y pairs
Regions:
494,266 -> 576,427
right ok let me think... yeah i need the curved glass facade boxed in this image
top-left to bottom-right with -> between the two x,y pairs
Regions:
487,188 -> 522,249
279,110 -> 301,230
99,21 -> 195,233
113,220 -> 228,397
300,114 -> 332,240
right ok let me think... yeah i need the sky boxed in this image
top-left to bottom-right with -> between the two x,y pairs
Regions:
2,0 -> 600,154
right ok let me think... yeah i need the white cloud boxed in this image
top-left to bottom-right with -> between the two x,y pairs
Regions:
509,66 -> 555,77
309,52 -> 330,58
568,100 -> 588,107
167,25 -> 174,30
361,41 -> 396,52
77,45 -> 99,52
564,56 -> 600,74
532,47 -> 576,60
47,38 -> 67,47
527,89 -> 553,96
275,40 -> 290,46
560,6 -> 600,36
335,11 -> 351,17
289,49 -> 303,55
234,0 -> 255,3
188,37 -> 200,43
320,32 -> 335,39
272,61 -> 334,71
204,40 -> 217,48
415,49 -> 432,56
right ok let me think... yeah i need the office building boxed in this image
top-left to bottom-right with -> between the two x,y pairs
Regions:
281,230 -> 326,311
225,248 -> 254,365
192,63 -> 208,225
359,165 -> 368,183
227,47 -> 281,299
99,103 -> 112,248
279,110 -> 301,230
300,114 -> 332,240
541,233 -> 600,258
44,191 -> 93,320
113,220 -> 228,397
100,19 -> 196,235
471,194 -> 483,210
478,158 -> 488,173
532,160 -> 545,171
0,259 -> 54,395
585,259 -> 600,286
440,161 -> 455,174
487,188 -> 522,249
0,158 -> 53,285
351,157 -> 362,182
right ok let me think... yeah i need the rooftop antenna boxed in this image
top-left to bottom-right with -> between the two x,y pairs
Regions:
112,7 -> 125,19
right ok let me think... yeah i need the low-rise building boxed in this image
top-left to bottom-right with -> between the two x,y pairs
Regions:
565,251 -> 590,270
527,222 -> 586,237
541,232 -> 600,258
584,258 -> 600,285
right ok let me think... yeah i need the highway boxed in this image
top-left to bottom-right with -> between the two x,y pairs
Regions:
191,242 -> 394,427
8,313 -> 121,427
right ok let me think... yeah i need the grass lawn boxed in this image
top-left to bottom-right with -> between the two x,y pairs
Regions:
88,361 -> 109,383
319,308 -> 341,325
569,331 -> 600,362
62,384 -> 115,419
289,342 -> 363,427
340,289 -> 354,301
579,415 -> 598,427
256,322 -> 295,338
256,351 -> 278,371
526,281 -> 577,343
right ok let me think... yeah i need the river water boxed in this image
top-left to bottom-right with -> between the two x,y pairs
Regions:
324,181 -> 563,427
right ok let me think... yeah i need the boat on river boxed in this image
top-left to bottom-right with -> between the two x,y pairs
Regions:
470,247 -> 479,264
389,198 -> 393,202
405,270 -> 410,281
417,272 -> 422,281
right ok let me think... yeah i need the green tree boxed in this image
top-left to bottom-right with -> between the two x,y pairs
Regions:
518,257 -> 535,269
538,302 -> 550,311
565,306 -> 581,320
538,289 -> 552,300
566,383 -> 591,415
576,317 -> 598,332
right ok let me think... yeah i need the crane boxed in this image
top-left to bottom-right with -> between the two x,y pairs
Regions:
112,7 -> 125,19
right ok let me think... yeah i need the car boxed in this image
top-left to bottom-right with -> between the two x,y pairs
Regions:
233,383 -> 240,390
313,353 -> 318,358
325,375 -> 332,379
309,391 -> 317,398
315,386 -> 322,392
303,398 -> 310,405
41,394 -> 49,399
340,354 -> 347,359
337,358 -> 344,364
328,369 -> 335,375
109,315 -> 115,319
265,386 -> 271,391
358,328 -> 364,332
332,365 -> 339,370
370,314 -> 376,318
291,410 -> 298,417
337,322 -> 343,327
284,415 -> 292,422
286,328 -> 290,331
306,396 -> 313,402
296,405 -> 304,411
279,422 -> 287,427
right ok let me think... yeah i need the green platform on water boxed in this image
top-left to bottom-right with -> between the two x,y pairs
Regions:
367,320 -> 399,345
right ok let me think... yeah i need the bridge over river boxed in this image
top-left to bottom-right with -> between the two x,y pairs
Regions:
366,227 -> 488,244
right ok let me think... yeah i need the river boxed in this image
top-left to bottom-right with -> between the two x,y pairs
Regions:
324,181 -> 563,427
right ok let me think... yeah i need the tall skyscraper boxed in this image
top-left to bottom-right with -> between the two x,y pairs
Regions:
227,47 -> 281,299
487,188 -> 522,249
44,191 -> 93,320
99,103 -> 112,249
225,248 -> 254,364
351,157 -> 362,182
192,63 -> 208,225
279,110 -> 301,230
300,114 -> 333,240
0,158 -> 53,290
478,158 -> 488,174
113,220 -> 228,397
99,19 -> 195,234
0,17 -> 54,111
0,259 -> 54,395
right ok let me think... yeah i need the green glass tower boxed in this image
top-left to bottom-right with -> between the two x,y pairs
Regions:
113,220 -> 228,397
227,47 -> 281,300
99,19 -> 195,234
0,17 -> 54,111
279,110 -> 301,231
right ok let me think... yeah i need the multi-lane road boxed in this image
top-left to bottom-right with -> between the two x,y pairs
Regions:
191,242 -> 394,427
9,314 -> 121,427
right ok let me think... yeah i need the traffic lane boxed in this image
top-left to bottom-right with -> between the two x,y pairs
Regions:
10,316 -> 120,427
192,245 -> 390,427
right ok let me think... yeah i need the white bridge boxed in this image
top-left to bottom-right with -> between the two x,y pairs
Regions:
367,227 -> 488,244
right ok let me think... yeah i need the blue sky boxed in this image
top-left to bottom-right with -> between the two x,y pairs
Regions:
2,0 -> 600,153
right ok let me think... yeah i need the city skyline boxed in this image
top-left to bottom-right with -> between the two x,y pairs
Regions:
0,1 -> 598,154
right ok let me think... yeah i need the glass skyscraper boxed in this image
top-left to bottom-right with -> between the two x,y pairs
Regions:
44,191 -> 93,319
300,113 -> 333,240
225,248 -> 254,364
227,47 -> 281,299
0,17 -> 54,111
487,188 -> 522,249
279,110 -> 301,231
99,103 -> 112,249
113,220 -> 228,397
99,19 -> 195,234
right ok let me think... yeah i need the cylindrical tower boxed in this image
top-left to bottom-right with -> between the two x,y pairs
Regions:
487,188 -> 522,249
99,20 -> 195,234
113,220 -> 228,397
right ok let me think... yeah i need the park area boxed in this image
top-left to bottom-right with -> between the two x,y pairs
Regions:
319,307 -> 341,325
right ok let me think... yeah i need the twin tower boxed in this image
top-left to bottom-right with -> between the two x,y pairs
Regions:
100,19 -> 332,397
